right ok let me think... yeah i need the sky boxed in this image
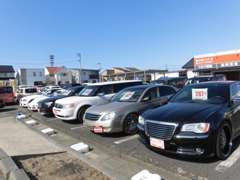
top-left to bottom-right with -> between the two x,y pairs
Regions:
0,0 -> 240,71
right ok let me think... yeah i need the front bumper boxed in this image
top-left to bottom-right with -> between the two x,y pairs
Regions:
84,119 -> 122,133
137,124 -> 215,156
52,107 -> 76,120
28,104 -> 39,111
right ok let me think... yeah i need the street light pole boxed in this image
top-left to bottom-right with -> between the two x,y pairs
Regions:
77,53 -> 82,84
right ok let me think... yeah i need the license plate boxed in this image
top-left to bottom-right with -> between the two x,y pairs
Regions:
150,137 -> 165,149
93,126 -> 103,133
53,109 -> 60,115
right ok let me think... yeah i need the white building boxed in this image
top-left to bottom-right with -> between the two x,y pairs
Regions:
70,68 -> 99,83
17,68 -> 45,86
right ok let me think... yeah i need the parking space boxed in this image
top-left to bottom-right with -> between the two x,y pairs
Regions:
11,106 -> 240,180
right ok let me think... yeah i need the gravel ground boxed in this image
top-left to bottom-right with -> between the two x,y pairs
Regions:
14,152 -> 111,180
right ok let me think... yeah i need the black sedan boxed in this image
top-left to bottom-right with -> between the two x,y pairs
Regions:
38,86 -> 84,116
138,81 -> 240,159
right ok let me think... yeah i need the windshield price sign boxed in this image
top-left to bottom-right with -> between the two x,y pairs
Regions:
192,88 -> 208,100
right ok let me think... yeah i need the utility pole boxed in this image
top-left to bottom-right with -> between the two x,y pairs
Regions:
77,53 -> 82,84
96,62 -> 101,82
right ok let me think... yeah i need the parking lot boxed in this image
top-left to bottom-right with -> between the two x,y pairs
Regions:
6,104 -> 239,180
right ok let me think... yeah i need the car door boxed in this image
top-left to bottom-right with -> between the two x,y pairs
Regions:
229,83 -> 240,136
139,87 -> 162,113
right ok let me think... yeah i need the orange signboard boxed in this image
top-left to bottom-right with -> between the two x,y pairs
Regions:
195,53 -> 240,66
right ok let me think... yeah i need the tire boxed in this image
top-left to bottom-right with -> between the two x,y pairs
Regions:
76,106 -> 90,123
123,113 -> 139,135
216,122 -> 232,160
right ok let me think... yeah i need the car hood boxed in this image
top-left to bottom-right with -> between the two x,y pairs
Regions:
87,101 -> 136,114
55,96 -> 98,105
29,96 -> 49,105
143,102 -> 224,124
40,95 -> 66,103
22,94 -> 42,101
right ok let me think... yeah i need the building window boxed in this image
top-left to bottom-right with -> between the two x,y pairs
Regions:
33,72 -> 36,77
39,72 -> 42,77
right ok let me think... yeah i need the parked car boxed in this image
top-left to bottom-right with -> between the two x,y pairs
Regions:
185,74 -> 226,85
53,80 -> 143,122
0,99 -> 4,108
0,86 -> 16,104
16,86 -> 38,102
84,84 -> 177,134
20,87 -> 61,108
138,81 -> 240,160
27,88 -> 63,111
152,77 -> 187,89
38,86 -> 84,116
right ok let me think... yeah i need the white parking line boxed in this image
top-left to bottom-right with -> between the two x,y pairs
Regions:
216,145 -> 240,172
70,126 -> 82,130
114,135 -> 139,144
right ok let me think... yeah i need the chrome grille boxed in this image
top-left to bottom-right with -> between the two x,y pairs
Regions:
146,120 -> 177,140
54,103 -> 63,109
85,113 -> 101,121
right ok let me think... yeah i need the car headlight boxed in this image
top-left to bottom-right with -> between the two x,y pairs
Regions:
45,102 -> 53,107
64,103 -> 75,108
138,115 -> 145,125
181,123 -> 210,133
101,112 -> 116,121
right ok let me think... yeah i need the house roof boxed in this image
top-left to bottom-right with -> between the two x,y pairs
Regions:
0,65 -> 15,73
46,67 -> 64,74
182,58 -> 194,69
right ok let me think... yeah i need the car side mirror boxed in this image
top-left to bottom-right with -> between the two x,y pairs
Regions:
230,98 -> 240,106
97,93 -> 105,97
142,96 -> 151,102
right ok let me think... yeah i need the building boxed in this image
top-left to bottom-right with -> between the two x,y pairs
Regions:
70,68 -> 99,83
0,65 -> 16,88
17,68 -> 45,86
45,66 -> 72,85
184,49 -> 240,80
101,67 -> 167,82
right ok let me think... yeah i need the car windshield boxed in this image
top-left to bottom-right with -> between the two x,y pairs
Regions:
112,87 -> 146,102
25,88 -> 37,93
170,84 -> 229,104
53,89 -> 70,96
78,86 -> 99,97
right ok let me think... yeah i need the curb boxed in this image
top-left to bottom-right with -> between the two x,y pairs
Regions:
0,149 -> 29,180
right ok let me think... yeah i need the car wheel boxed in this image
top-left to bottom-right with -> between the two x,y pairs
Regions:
216,122 -> 232,160
77,106 -> 89,123
123,113 -> 139,135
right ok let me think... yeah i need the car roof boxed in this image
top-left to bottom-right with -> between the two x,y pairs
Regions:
123,84 -> 173,90
86,80 -> 142,86
189,81 -> 237,86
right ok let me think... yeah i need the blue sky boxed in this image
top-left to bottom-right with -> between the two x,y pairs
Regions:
0,0 -> 240,70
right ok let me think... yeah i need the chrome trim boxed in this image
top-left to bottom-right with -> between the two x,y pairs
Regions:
145,120 -> 178,140
175,134 -> 209,139
176,148 -> 204,155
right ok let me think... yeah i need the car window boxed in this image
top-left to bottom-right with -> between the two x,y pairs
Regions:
0,87 -> 13,93
159,86 -> 176,96
25,88 -> 37,93
97,85 -> 113,95
113,82 -> 142,93
171,85 -> 229,104
112,87 -> 146,102
142,87 -> 158,101
231,84 -> 240,99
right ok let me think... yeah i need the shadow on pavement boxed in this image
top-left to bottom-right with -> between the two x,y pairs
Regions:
0,107 -> 17,113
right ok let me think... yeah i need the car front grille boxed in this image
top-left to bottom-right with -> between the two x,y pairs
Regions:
145,120 -> 177,140
85,113 -> 101,121
55,103 -> 63,109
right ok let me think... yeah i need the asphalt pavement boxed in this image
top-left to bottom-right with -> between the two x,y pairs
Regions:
3,105 -> 240,180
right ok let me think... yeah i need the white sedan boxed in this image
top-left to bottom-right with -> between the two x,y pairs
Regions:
20,94 -> 42,107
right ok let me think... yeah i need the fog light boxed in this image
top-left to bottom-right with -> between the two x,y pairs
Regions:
196,148 -> 204,154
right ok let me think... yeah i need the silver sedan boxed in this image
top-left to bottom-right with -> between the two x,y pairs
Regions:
84,84 -> 177,134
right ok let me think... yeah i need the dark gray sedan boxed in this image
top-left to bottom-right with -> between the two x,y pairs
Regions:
84,84 -> 177,134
